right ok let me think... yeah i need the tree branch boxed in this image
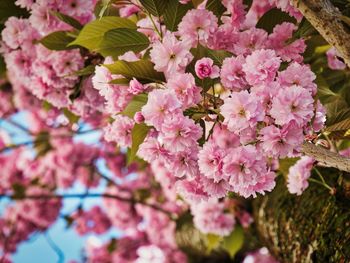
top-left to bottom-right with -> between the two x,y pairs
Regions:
302,142 -> 350,172
291,0 -> 350,68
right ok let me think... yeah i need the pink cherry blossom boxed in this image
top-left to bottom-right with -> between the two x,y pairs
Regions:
221,90 -> 265,133
178,9 -> 218,47
198,140 -> 227,182
259,122 -> 304,158
270,85 -> 314,126
220,55 -> 248,90
243,49 -> 281,86
103,115 -> 135,148
287,156 -> 315,195
195,57 -> 220,79
150,32 -> 193,76
326,47 -> 346,70
278,62 -> 317,95
167,73 -> 201,109
191,199 -> 235,236
160,114 -> 202,152
128,78 -> 146,95
141,89 -> 182,129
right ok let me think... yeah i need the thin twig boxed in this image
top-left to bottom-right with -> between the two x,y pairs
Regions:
45,232 -> 65,263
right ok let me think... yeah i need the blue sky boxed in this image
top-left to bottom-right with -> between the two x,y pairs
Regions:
0,113 -> 121,263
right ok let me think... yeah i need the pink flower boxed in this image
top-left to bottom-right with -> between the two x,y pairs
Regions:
103,115 -> 135,148
222,0 -> 246,29
141,89 -> 182,129
134,111 -> 145,124
166,149 -> 200,178
136,245 -> 166,263
137,137 -> 172,164
287,156 -> 315,195
73,206 -> 111,236
150,32 -> 193,76
259,122 -> 304,158
233,28 -> 268,56
178,9 -> 218,47
198,140 -> 227,182
220,55 -> 247,90
160,114 -> 202,152
207,23 -> 238,51
270,85 -> 314,126
128,78 -> 146,95
211,125 -> 240,149
1,17 -> 38,50
175,177 -> 209,203
243,49 -> 281,85
195,57 -> 220,79
278,62 -> 316,95
191,199 -> 235,236
167,73 -> 201,109
220,90 -> 264,133
268,22 -> 306,63
119,4 -> 140,17
15,0 -> 34,10
223,145 -> 276,197
243,247 -> 279,263
326,47 -> 346,70
312,101 -> 326,132
201,177 -> 232,199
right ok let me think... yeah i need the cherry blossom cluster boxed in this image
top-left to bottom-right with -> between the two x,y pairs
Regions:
98,1 -> 325,201
0,0 -> 336,261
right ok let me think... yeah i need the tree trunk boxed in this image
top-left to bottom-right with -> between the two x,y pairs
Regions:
253,175 -> 350,263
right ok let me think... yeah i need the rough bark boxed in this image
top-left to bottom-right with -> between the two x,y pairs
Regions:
302,142 -> 350,173
253,176 -> 350,263
291,0 -> 350,68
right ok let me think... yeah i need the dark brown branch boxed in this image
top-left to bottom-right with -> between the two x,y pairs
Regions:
302,142 -> 350,172
291,0 -> 350,68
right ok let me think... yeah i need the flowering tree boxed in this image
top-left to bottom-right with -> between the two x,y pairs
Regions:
0,0 -> 350,262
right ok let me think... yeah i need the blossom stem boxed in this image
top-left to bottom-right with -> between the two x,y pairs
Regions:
309,178 -> 333,192
313,167 -> 327,185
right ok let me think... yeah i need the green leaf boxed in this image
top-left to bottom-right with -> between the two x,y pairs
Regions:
105,59 -> 165,83
109,78 -> 130,85
222,226 -> 244,258
51,11 -> 83,30
72,65 -> 96,77
34,131 -> 52,157
139,0 -> 169,17
256,8 -> 296,33
128,123 -> 151,164
69,17 -> 136,51
39,31 -> 76,51
192,0 -> 205,8
206,0 -> 225,18
98,28 -> 150,58
121,94 -> 148,118
316,75 -> 340,105
205,234 -> 222,253
164,0 -> 193,31
107,238 -> 117,253
63,108 -> 80,124
94,0 -> 119,18
206,49 -> 232,65
325,117 -> 350,133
